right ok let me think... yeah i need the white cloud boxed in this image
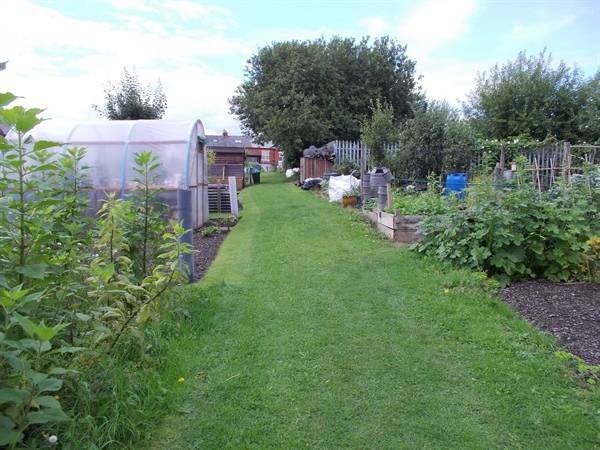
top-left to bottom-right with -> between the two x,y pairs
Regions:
358,17 -> 391,37
396,0 -> 478,61
0,0 -> 249,134
106,0 -> 155,12
503,15 -> 576,45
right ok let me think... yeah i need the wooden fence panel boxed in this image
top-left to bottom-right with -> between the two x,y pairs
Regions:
300,157 -> 334,182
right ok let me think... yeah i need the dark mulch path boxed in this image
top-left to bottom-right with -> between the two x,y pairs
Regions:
191,220 -> 600,366
499,280 -> 600,365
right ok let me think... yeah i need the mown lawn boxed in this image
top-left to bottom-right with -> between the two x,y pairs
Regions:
150,172 -> 599,449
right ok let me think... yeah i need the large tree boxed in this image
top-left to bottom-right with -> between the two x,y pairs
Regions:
93,66 -> 167,120
395,100 -> 476,178
229,36 -> 421,167
463,49 -> 599,142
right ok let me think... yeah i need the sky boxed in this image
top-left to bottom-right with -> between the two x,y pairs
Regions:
1,0 -> 599,136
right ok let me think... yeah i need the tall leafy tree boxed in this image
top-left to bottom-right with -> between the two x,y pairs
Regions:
229,36 -> 421,167
93,66 -> 167,120
463,49 -> 599,142
396,100 -> 476,178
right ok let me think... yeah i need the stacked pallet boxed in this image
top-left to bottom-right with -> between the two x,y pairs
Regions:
208,184 -> 231,213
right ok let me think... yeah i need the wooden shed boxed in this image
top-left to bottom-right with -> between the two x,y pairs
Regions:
206,130 -> 249,190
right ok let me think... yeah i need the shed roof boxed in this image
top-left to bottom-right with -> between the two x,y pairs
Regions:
206,134 -> 252,153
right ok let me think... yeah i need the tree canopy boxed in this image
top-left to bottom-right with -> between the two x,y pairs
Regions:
92,67 -> 167,120
360,100 -> 399,168
229,36 -> 422,167
396,100 -> 476,178
463,49 -> 600,143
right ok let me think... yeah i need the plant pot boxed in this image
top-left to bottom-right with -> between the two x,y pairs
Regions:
342,196 -> 357,207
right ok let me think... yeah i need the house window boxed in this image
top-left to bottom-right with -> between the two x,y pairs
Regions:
261,150 -> 270,162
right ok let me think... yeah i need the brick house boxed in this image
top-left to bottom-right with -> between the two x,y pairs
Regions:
245,142 -> 281,172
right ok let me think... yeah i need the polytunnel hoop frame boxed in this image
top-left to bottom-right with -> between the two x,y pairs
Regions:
59,119 -> 203,199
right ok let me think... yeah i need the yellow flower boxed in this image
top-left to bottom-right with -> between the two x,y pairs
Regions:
197,371 -> 203,375
444,289 -> 449,294
54,395 -> 60,400
177,377 -> 185,383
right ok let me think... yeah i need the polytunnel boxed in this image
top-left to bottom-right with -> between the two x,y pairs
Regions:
9,119 -> 210,229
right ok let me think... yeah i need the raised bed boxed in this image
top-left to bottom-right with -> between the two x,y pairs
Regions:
363,210 -> 423,244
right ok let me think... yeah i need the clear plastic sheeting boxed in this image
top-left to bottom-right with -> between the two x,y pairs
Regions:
328,174 -> 359,202
5,119 -> 209,228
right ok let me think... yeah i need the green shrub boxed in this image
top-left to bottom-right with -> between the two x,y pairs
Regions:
0,88 -> 194,448
332,158 -> 360,178
413,180 -> 599,286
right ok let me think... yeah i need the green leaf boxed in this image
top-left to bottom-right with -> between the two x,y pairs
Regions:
33,140 -> 61,151
15,109 -> 45,134
0,92 -> 18,108
76,313 -> 92,322
0,351 -> 31,372
27,371 -> 48,386
27,407 -> 70,424
14,264 -> 47,280
34,395 -> 62,409
12,313 -> 35,338
0,429 -> 22,447
37,377 -> 62,393
0,415 -> 16,430
94,326 -> 113,336
0,388 -> 30,405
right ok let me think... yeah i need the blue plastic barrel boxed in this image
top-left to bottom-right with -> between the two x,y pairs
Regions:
445,173 -> 467,199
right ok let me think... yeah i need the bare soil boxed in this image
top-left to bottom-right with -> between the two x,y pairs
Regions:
191,221 -> 600,366
499,280 -> 600,365
191,220 -> 231,283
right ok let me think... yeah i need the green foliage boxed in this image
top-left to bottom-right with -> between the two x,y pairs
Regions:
380,175 -> 460,216
229,36 -> 421,168
201,225 -> 221,236
360,99 -> 399,167
414,180 -> 600,286
463,49 -> 599,142
332,158 -> 360,178
397,100 -> 477,178
0,88 -> 192,447
555,351 -> 600,385
206,149 -> 216,169
582,236 -> 600,282
92,66 -> 168,120
341,186 -> 361,198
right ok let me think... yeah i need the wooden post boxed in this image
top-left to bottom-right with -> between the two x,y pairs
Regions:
217,180 -> 222,213
229,176 -> 239,218
360,142 -> 370,201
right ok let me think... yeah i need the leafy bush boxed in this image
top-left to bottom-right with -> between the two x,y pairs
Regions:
413,179 -> 599,286
0,90 -> 194,448
332,158 -> 360,178
363,175 -> 460,216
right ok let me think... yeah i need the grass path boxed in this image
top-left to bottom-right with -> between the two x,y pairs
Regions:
152,173 -> 599,449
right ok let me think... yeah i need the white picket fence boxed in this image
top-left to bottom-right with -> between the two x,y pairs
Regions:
333,140 -> 402,168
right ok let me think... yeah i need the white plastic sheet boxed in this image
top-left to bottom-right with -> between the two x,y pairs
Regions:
286,168 -> 300,178
328,174 -> 359,202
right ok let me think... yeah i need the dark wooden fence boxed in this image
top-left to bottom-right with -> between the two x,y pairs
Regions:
300,157 -> 333,182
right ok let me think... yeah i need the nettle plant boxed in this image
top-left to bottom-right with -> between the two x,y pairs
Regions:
0,90 -> 194,447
